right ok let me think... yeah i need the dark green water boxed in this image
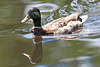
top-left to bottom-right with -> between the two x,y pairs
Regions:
0,0 -> 100,67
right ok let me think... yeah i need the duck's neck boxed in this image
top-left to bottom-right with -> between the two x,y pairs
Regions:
33,18 -> 41,27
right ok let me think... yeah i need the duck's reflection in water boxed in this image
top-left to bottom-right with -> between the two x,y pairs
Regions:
23,35 -> 43,64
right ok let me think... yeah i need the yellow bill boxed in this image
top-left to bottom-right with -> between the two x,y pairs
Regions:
21,14 -> 30,23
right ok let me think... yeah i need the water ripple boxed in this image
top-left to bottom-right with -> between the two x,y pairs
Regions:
23,2 -> 59,15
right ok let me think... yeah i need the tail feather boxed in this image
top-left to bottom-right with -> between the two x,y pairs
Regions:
80,15 -> 88,23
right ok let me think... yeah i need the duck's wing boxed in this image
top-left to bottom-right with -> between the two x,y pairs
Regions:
54,21 -> 82,34
54,15 -> 88,34
43,12 -> 81,31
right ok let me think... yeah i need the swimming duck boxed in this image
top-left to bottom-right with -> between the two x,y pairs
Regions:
21,7 -> 88,35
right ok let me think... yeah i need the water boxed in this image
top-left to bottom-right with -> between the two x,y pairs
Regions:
0,0 -> 100,67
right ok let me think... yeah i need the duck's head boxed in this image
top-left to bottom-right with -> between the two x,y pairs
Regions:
21,7 -> 41,27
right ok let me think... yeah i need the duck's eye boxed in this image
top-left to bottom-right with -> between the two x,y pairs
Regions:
30,12 -> 37,18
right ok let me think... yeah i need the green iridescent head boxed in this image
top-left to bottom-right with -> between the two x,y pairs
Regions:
21,7 -> 41,27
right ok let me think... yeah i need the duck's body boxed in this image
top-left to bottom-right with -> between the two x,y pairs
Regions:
21,7 -> 88,35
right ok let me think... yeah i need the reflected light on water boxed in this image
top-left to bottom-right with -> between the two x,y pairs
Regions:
59,56 -> 94,67
33,56 -> 94,67
23,3 -> 59,15
85,39 -> 100,48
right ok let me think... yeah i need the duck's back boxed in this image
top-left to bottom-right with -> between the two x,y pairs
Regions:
43,17 -> 67,31
43,12 -> 80,31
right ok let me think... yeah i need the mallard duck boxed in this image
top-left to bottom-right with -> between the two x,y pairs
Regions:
21,7 -> 88,35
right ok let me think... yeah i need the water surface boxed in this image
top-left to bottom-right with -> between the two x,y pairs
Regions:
0,0 -> 100,67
